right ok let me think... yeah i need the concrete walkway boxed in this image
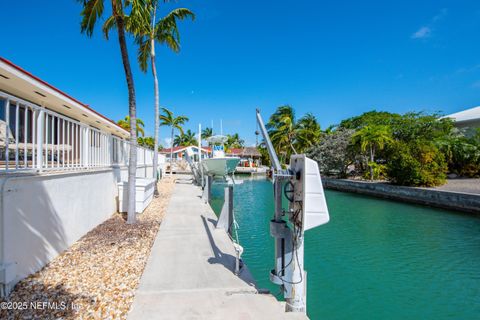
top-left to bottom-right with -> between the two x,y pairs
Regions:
128,176 -> 307,320
433,178 -> 480,195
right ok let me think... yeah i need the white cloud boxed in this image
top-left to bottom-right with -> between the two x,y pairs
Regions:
164,138 -> 172,147
411,8 -> 447,40
411,26 -> 431,39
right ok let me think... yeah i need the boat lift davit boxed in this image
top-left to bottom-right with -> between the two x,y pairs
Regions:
256,109 -> 330,314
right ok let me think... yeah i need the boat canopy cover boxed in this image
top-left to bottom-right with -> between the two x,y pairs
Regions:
206,135 -> 228,144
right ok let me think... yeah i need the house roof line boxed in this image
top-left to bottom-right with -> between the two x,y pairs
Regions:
0,57 -> 128,135
445,106 -> 480,123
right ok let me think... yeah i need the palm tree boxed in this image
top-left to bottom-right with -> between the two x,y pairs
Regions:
267,105 -> 298,163
159,107 -> 189,174
79,0 -> 146,224
296,113 -> 321,153
202,127 -> 213,140
117,116 -> 145,137
225,133 -> 245,150
174,129 -> 197,146
352,125 -> 393,180
138,136 -> 155,149
133,0 -> 194,194
173,134 -> 183,147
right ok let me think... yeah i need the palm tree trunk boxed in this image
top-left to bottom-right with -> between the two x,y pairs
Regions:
170,126 -> 174,176
369,144 -> 374,181
150,9 -> 160,195
290,142 -> 297,155
113,1 -> 137,224
289,132 -> 297,155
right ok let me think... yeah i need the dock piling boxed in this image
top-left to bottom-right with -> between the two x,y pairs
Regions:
202,175 -> 212,204
217,185 -> 233,236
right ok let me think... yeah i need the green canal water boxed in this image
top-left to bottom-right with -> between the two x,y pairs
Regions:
210,176 -> 480,320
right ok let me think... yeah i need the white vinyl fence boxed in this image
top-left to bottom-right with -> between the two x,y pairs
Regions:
0,91 -> 153,172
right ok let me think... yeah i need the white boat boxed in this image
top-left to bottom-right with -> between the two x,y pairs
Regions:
202,157 -> 240,176
202,136 -> 240,177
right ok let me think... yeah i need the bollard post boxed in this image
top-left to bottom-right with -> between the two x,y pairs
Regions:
217,184 -> 233,235
226,185 -> 233,235
207,175 -> 212,203
203,175 -> 212,204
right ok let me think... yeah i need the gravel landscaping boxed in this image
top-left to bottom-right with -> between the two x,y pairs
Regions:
1,177 -> 174,320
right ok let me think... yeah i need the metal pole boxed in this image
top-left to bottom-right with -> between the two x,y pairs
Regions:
273,178 -> 285,277
4,99 -> 9,171
255,109 -> 281,171
199,123 -> 203,185
226,185 -> 233,236
198,123 -> 202,163
285,234 -> 306,313
36,110 -> 44,172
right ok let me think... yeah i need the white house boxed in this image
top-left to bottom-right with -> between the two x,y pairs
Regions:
160,145 -> 210,161
0,57 -> 162,296
445,106 -> 480,136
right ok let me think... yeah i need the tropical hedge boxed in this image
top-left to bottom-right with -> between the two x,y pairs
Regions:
264,106 -> 480,187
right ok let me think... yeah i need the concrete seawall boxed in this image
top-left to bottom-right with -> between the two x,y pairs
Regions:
323,178 -> 480,214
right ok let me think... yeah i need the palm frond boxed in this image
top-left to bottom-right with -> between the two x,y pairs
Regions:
159,107 -> 174,126
80,0 -> 105,37
102,15 -> 116,39
154,8 -> 194,53
136,36 -> 151,72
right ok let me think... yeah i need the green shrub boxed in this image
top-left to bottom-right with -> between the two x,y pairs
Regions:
362,162 -> 387,180
386,141 -> 447,187
307,129 -> 355,177
436,128 -> 480,178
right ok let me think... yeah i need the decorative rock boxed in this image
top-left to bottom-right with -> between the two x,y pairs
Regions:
0,178 -> 174,320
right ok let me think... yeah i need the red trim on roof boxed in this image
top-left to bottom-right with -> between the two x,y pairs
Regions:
0,57 -> 128,134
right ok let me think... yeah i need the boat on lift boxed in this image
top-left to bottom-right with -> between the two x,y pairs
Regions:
202,135 -> 240,177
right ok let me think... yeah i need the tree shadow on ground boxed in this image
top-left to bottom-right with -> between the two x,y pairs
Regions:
200,215 -> 256,287
0,279 -> 93,320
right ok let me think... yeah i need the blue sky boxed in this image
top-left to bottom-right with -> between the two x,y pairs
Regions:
2,1 -> 480,146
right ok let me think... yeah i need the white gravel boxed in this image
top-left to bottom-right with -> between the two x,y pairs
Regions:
0,177 -> 175,320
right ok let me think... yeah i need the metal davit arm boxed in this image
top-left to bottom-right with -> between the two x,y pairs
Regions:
255,108 -> 292,305
255,109 -> 282,172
